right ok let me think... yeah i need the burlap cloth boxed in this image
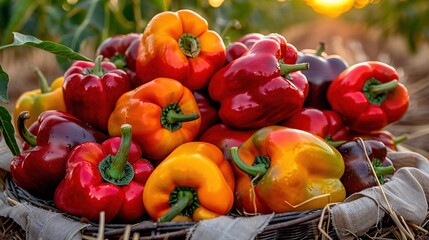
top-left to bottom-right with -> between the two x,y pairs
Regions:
0,140 -> 428,240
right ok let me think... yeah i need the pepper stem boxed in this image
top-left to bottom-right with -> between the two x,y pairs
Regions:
230,147 -> 269,183
34,67 -> 51,94
393,134 -> 408,145
363,79 -> 398,106
368,80 -> 398,95
110,53 -> 127,70
178,33 -> 201,58
279,62 -> 309,76
161,102 -> 199,132
158,190 -> 194,222
99,124 -> 134,186
17,111 -> 37,147
315,42 -> 326,56
92,55 -> 105,77
327,139 -> 346,148
373,159 -> 395,184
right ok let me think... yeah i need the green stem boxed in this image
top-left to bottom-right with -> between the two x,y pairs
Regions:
374,165 -> 395,176
230,147 -> 269,178
99,124 -> 134,186
327,140 -> 346,148
17,111 -> 37,147
315,42 -> 326,56
393,134 -> 408,145
178,33 -> 200,58
368,80 -> 398,95
92,55 -> 105,77
34,67 -> 51,94
166,111 -> 199,124
279,62 -> 309,76
158,190 -> 194,222
161,102 -> 200,132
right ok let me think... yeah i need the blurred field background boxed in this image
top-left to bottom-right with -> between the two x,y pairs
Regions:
0,0 -> 428,155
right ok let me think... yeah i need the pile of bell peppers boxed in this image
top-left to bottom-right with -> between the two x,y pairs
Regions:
6,8 -> 412,225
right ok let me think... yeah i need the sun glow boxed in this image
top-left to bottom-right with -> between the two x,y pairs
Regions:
306,0 -> 356,17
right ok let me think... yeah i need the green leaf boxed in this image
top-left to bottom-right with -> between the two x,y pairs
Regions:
0,65 -> 8,103
1,0 -> 38,45
0,106 -> 20,156
0,32 -> 92,61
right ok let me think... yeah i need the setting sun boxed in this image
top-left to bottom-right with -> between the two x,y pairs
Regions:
305,0 -> 356,17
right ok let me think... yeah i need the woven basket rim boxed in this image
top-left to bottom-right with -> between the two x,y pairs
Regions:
4,174 -> 336,239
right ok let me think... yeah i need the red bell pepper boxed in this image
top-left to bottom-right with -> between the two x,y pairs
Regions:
198,123 -> 256,161
54,124 -> 154,223
327,61 -> 409,132
225,33 -> 298,65
297,42 -> 349,109
208,36 -> 309,129
96,33 -> 142,88
10,110 -> 107,199
63,56 -> 132,133
193,90 -> 220,138
279,107 -> 348,147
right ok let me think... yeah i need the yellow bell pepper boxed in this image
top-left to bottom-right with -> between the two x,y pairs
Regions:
230,126 -> 346,214
143,142 -> 235,222
13,68 -> 66,129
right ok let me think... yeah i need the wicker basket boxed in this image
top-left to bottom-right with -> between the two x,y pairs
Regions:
4,175 -> 339,240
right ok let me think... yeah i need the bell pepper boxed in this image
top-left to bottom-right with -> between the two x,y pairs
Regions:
336,139 -> 395,196
54,124 -> 154,223
13,68 -> 66,130
193,90 -> 220,138
327,61 -> 409,132
347,130 -> 407,151
198,123 -> 256,161
208,36 -> 309,129
63,55 -> 132,133
10,110 -> 107,199
143,142 -> 234,222
108,77 -> 201,161
279,107 -> 349,147
136,9 -> 226,91
225,33 -> 298,65
230,126 -> 346,214
297,42 -> 349,109
96,33 -> 142,88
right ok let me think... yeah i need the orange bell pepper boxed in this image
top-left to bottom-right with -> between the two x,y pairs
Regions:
108,77 -> 201,161
230,126 -> 346,214
135,9 -> 226,90
143,142 -> 235,222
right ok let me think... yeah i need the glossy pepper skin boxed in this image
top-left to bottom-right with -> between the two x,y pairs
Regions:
96,33 -> 142,88
143,142 -> 234,222
198,123 -> 256,161
230,126 -> 346,214
63,56 -> 132,133
13,68 -> 66,130
297,42 -> 348,109
279,107 -> 349,147
193,90 -> 220,138
327,61 -> 409,132
208,36 -> 309,129
225,33 -> 298,65
108,77 -> 201,161
54,124 -> 154,223
10,110 -> 107,199
136,9 -> 226,91
336,139 -> 395,196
